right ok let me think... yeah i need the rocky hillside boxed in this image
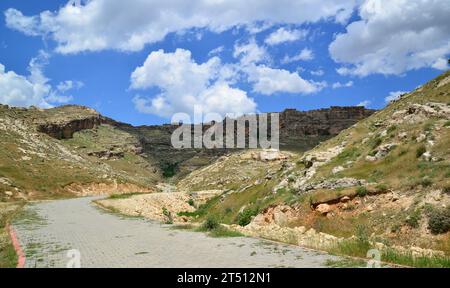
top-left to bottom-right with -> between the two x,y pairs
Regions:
119,106 -> 374,176
175,71 -> 450,266
0,105 -> 160,201
279,106 -> 374,151
0,103 -> 372,201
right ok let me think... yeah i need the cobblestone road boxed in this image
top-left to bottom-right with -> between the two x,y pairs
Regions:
13,197 -> 340,268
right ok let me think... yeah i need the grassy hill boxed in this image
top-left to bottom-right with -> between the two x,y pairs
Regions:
1,71 -> 448,267
0,105 -> 161,201
176,71 -> 450,266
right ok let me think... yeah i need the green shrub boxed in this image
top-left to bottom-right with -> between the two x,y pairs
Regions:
423,122 -> 433,132
444,120 -> 450,127
428,207 -> 450,234
187,199 -> 195,207
416,145 -> 426,158
202,216 -> 220,231
443,184 -> 450,194
375,184 -> 389,193
356,186 -> 368,197
387,125 -> 397,133
391,224 -> 401,233
162,163 -> 177,178
208,226 -> 243,238
336,147 -> 360,162
162,207 -> 173,224
276,188 -> 286,194
405,210 -> 421,228
236,207 -> 259,227
420,177 -> 433,187
355,224 -> 369,244
370,137 -> 383,149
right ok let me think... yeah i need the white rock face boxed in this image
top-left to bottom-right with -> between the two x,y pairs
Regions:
375,143 -> 398,159
316,204 -> 331,215
422,151 -> 432,162
416,134 -> 427,143
300,177 -> 367,193
398,132 -> 408,140
366,155 -> 377,162
250,205 -> 297,227
391,102 -> 450,125
332,166 -> 345,174
258,149 -> 289,161
97,191 -> 220,223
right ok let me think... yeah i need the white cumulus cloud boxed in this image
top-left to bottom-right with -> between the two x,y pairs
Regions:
231,40 -> 324,95
0,51 -> 81,108
330,0 -> 450,77
246,65 -> 326,95
385,91 -> 408,103
332,81 -> 353,89
310,69 -> 325,76
0,63 -> 51,108
5,0 -> 357,54
233,38 -> 270,66
264,27 -> 308,45
130,49 -> 256,118
357,100 -> 371,107
282,48 -> 314,63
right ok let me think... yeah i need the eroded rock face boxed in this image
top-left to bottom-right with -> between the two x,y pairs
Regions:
37,115 -> 107,139
316,204 -> 332,215
3,104 -> 376,184
231,222 -> 445,259
299,177 -> 367,193
231,223 -> 342,250
87,150 -> 125,160
64,182 -> 153,196
279,106 -> 375,137
252,205 -> 298,227
240,149 -> 290,162
391,102 -> 450,125
374,143 -> 398,159
97,190 -> 221,223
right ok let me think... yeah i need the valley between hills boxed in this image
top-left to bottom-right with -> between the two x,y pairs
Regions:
1,71 -> 449,268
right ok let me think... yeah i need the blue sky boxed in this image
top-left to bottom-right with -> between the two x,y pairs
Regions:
0,0 -> 448,125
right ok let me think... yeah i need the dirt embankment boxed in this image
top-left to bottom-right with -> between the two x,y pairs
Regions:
96,190 -> 222,223
64,182 -> 154,196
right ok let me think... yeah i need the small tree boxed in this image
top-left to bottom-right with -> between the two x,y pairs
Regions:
202,216 -> 219,231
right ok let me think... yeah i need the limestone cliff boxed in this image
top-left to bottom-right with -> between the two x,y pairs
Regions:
0,103 -> 375,199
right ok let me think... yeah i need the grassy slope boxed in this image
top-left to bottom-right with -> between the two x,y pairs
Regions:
0,106 -> 160,201
310,74 -> 450,190
303,72 -> 450,255
176,150 -> 303,224
0,202 -> 23,268
176,71 -> 450,265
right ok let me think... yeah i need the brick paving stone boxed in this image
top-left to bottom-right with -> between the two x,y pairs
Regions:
13,197 -> 341,268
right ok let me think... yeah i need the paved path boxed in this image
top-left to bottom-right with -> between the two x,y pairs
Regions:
12,197 -> 339,268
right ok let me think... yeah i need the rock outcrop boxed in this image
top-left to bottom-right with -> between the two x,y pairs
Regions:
37,115 -> 107,139
390,102 -> 450,125
32,105 -> 112,139
280,106 -> 375,137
